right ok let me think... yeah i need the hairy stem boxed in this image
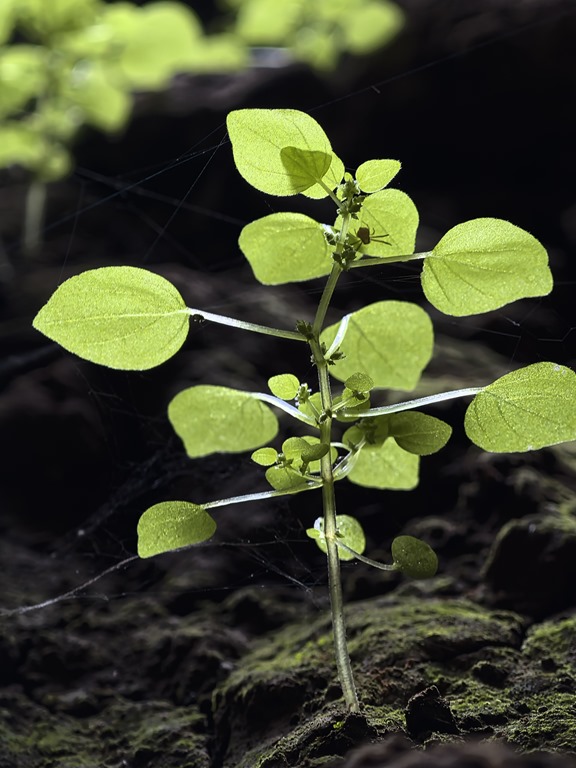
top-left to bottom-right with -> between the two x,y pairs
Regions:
316,358 -> 359,712
187,307 -> 305,342
312,264 -> 342,336
309,209 -> 360,712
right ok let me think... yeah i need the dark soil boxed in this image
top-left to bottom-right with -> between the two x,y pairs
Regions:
1,2 -> 576,766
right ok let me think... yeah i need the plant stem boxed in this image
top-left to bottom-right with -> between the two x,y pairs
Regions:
249,391 -> 317,426
345,386 -> 485,419
312,205 -> 350,334
337,542 -> 397,571
312,264 -> 342,335
202,482 -> 320,510
310,213 -> 360,709
312,343 -> 359,711
187,307 -> 305,342
347,251 -> 428,269
23,179 -> 47,259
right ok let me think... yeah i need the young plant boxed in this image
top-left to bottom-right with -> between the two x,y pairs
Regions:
32,108 -> 576,712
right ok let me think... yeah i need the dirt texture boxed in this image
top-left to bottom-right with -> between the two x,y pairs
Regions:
1,1 -> 576,766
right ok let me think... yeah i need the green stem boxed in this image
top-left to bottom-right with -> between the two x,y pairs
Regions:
344,386 -> 484,419
337,542 -> 398,572
188,307 -> 305,343
23,179 -> 47,259
347,251 -> 428,269
312,204 -> 351,335
249,392 -> 317,427
312,342 -> 359,712
312,264 -> 342,336
309,203 -> 360,709
203,482 -> 321,510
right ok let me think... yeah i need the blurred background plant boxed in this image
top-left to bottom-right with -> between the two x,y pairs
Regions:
0,0 -> 403,262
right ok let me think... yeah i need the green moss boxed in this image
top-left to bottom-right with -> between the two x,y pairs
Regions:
522,616 -> 576,664
505,693 -> 576,753
0,693 -> 210,768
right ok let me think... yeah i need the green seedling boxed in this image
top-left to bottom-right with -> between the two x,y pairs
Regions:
33,108 -> 576,712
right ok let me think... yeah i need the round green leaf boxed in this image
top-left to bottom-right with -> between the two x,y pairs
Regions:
227,108 -> 336,196
251,447 -> 278,466
321,301 -> 434,390
280,436 -> 336,474
356,159 -> 401,192
339,188 -> 418,258
137,501 -> 216,558
169,385 -> 279,458
32,267 -> 189,370
344,372 -> 374,393
281,436 -> 312,460
239,212 -> 332,284
306,515 -> 366,561
389,412 -> 452,455
391,535 -> 438,579
347,438 -> 419,490
265,465 -> 310,492
302,152 -> 345,199
465,362 -> 576,453
301,442 -> 329,463
268,373 -> 300,400
280,146 -> 332,193
422,218 -> 552,316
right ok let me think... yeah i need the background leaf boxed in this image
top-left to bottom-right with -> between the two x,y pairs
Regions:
0,0 -> 17,44
343,1 -> 405,54
321,301 -> 433,390
227,108 -> 336,196
465,362 -> 576,452
32,267 -> 189,370
169,385 -> 279,458
104,2 -> 203,89
421,218 -> 552,316
239,212 -> 332,284
0,46 -> 47,119
18,0 -> 99,38
137,501 -> 216,558
64,61 -> 131,132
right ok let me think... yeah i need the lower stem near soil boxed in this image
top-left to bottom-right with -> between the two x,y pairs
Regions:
309,255 -> 360,713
